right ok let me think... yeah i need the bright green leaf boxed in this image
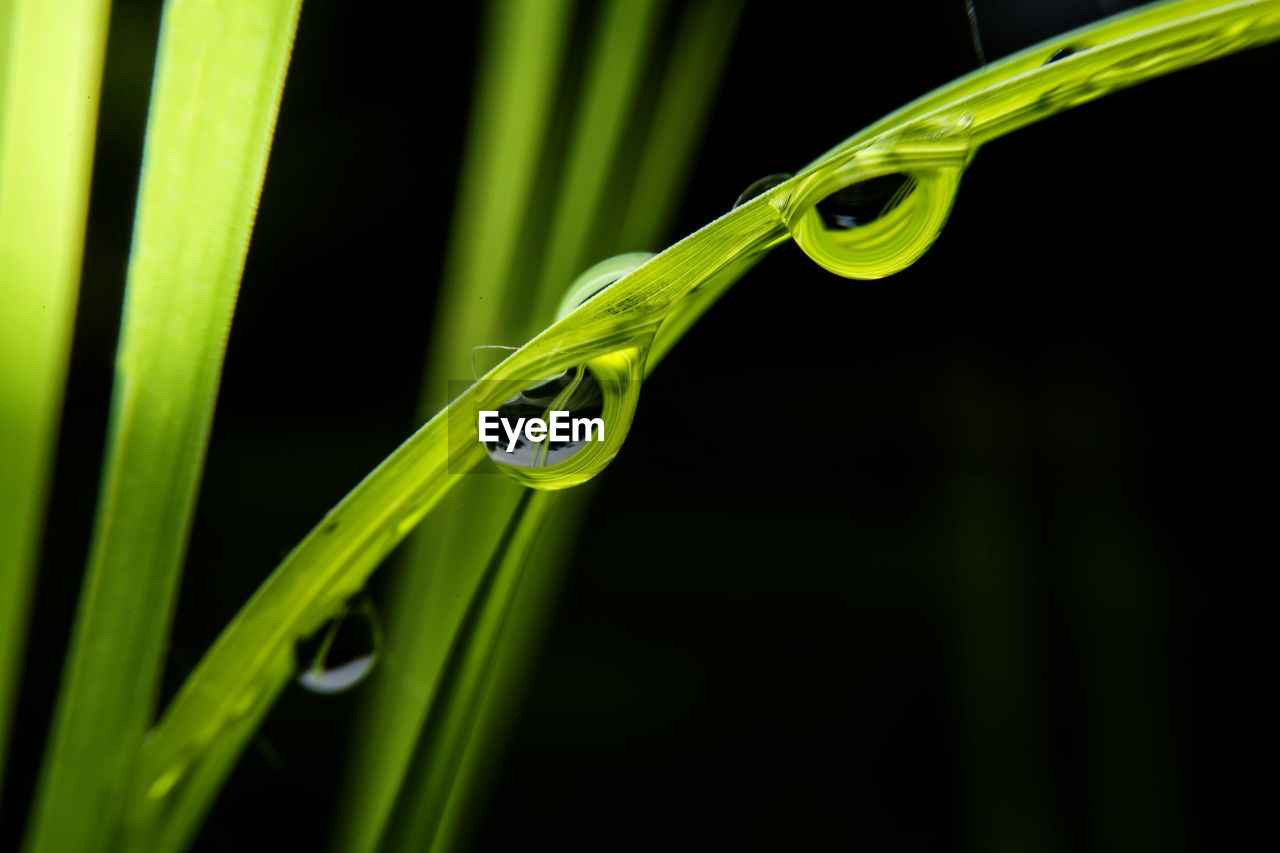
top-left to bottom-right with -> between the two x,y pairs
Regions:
22,1 -> 302,849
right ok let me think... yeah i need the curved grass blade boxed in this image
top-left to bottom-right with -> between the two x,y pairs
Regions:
135,202 -> 782,831
136,0 -> 1280,831
129,645 -> 293,852
22,1 -> 303,850
420,491 -> 588,852
0,0 -> 110,797
373,489 -> 554,852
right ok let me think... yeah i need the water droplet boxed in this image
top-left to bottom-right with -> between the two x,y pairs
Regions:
733,173 -> 792,209
814,173 -> 915,230
478,258 -> 655,491
554,252 -> 654,320
295,595 -> 380,694
1045,46 -> 1076,64
783,158 -> 967,280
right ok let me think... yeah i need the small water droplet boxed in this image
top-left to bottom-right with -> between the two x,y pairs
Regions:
295,595 -> 380,694
814,173 -> 915,230
1045,46 -> 1076,64
733,173 -> 792,209
482,365 -> 604,469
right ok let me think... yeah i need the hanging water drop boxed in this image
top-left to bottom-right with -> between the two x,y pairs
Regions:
478,256 -> 654,490
733,173 -> 792,209
295,595 -> 380,694
783,154 -> 968,279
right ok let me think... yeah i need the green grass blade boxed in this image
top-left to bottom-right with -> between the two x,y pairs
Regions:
130,649 -> 293,852
342,476 -> 529,852
374,489 -> 556,853
0,0 -> 110,797
418,490 -> 588,852
419,0 -> 577,415
22,1 -> 302,850
615,0 -> 744,249
529,0 -> 665,323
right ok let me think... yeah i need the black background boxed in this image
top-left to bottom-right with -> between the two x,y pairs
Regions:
3,1 -> 1276,851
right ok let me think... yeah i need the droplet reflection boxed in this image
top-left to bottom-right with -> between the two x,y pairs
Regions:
295,595 -> 380,694
814,173 -> 915,230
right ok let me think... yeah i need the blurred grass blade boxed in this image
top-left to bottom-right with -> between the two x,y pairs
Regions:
22,1 -> 302,850
337,2 -> 573,847
415,490 -> 588,852
0,0 -> 110,797
616,0 -> 743,249
419,0 -> 577,417
374,489 -> 554,853
529,0 -> 665,323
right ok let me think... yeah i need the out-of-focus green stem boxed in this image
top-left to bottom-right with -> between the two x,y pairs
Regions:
22,1 -> 302,850
374,489 -> 555,853
616,0 -> 744,249
0,0 -> 110,799
529,0 -> 666,323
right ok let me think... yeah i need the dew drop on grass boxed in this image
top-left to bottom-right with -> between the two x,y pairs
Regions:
1045,46 -> 1077,64
786,162 -> 966,279
733,172 -> 792,208
483,256 -> 653,490
295,595 -> 379,694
